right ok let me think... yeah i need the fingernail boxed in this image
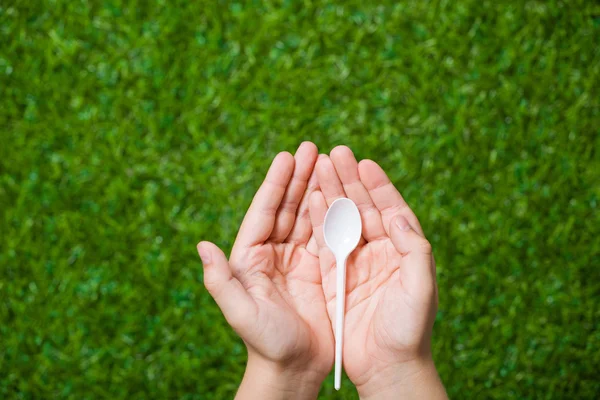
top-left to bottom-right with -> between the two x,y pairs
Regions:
395,216 -> 411,231
197,243 -> 212,264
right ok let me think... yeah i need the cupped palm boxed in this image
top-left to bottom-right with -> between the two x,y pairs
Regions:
309,146 -> 438,387
199,143 -> 334,375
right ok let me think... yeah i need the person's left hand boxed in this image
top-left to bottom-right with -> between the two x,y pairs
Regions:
308,146 -> 445,399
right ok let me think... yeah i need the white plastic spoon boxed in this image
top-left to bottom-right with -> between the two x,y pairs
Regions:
323,197 -> 362,390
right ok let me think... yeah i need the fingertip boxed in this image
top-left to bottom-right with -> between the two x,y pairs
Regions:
266,151 -> 295,183
294,142 -> 319,174
197,240 -> 219,251
275,151 -> 295,165
316,153 -> 330,167
357,159 -> 378,172
298,141 -> 318,155
330,145 -> 361,183
316,153 -> 334,170
393,215 -> 411,232
358,159 -> 388,189
390,215 -> 433,256
358,158 -> 376,165
309,190 -> 327,220
357,159 -> 371,178
197,241 -> 213,264
330,145 -> 353,159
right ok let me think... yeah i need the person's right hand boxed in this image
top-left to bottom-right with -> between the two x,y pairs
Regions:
197,142 -> 333,400
309,146 -> 447,399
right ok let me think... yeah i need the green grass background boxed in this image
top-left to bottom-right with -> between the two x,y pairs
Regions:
1,0 -> 599,398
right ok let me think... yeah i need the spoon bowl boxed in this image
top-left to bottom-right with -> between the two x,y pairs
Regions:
323,197 -> 362,390
324,198 -> 362,255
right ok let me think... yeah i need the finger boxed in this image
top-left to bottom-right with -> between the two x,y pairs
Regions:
233,152 -> 295,251
358,159 -> 425,237
315,155 -> 346,206
316,154 -> 367,246
318,247 -> 336,304
305,234 -> 319,256
309,190 -> 328,250
284,167 -> 318,244
197,241 -> 257,328
388,216 -> 435,299
285,143 -> 320,244
330,145 -> 386,242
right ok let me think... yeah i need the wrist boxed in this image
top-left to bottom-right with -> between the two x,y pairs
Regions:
356,357 -> 447,400
236,353 -> 325,400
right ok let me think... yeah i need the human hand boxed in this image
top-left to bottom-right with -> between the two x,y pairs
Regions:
309,146 -> 447,399
197,142 -> 333,400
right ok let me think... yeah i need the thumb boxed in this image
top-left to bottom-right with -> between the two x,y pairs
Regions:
389,216 -> 435,297
197,241 -> 256,328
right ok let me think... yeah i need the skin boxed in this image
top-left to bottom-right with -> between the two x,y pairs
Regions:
309,145 -> 447,399
197,142 -> 447,399
197,142 -> 333,399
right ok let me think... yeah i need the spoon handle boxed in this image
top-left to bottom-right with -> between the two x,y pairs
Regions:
334,255 -> 347,390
